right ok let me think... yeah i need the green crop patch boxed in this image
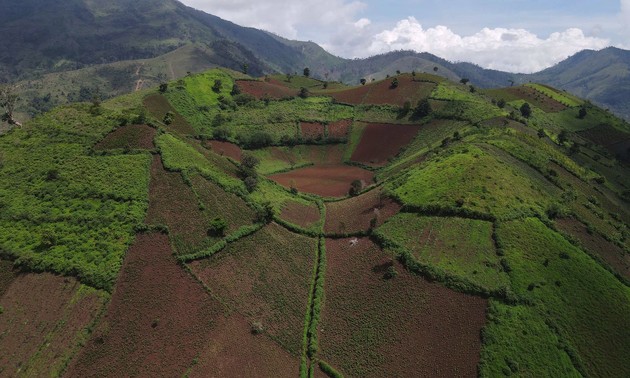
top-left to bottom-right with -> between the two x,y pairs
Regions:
188,223 -> 317,356
376,214 -> 509,291
526,83 -> 583,107
391,145 -> 554,220
496,218 -> 630,377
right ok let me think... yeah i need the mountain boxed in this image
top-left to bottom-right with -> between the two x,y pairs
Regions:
0,67 -> 629,377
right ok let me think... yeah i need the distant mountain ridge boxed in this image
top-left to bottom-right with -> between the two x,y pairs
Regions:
1,0 -> 629,119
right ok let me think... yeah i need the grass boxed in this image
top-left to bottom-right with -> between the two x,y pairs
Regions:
495,218 -> 630,377
342,123 -> 366,162
390,144 -> 554,220
376,214 -> 509,292
525,83 -> 583,107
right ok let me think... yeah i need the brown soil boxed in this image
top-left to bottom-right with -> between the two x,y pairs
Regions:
206,140 -> 242,162
556,218 -> 630,281
319,238 -> 488,377
189,223 -> 317,356
504,86 -> 567,113
66,233 -> 223,377
145,155 -> 209,252
578,124 -> 630,162
350,123 -> 421,166
236,79 -> 297,99
94,124 -> 156,150
301,122 -> 326,141
143,94 -> 195,134
0,273 -> 106,377
269,165 -> 374,198
363,75 -> 436,106
325,189 -> 401,234
328,84 -> 371,105
327,119 -> 352,139
280,200 -> 321,229
0,259 -> 16,297
186,313 -> 298,377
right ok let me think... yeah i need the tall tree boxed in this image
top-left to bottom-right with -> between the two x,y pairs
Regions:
303,67 -> 310,77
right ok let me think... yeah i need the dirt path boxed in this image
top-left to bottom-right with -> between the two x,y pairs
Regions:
134,62 -> 145,91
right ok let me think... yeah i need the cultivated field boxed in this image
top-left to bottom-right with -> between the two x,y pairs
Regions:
269,165 -> 374,197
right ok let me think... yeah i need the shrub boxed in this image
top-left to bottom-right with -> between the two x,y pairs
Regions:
212,79 -> 222,93
251,321 -> 264,334
497,98 -> 506,108
244,176 -> 258,193
207,217 -> 228,237
163,111 -> 174,125
390,77 -> 399,88
383,265 -> 398,279
349,179 -> 363,196
212,126 -> 231,141
520,102 -> 532,118
159,83 -> 168,93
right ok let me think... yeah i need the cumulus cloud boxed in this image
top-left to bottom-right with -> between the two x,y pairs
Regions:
182,0 -> 367,40
363,17 -> 610,73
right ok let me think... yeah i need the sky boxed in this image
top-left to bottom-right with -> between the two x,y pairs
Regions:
180,0 -> 630,73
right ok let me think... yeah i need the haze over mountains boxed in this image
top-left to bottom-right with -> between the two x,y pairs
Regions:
2,0 -> 630,120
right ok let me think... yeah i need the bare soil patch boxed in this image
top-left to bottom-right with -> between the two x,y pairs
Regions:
236,79 -> 297,99
0,259 -> 16,297
504,86 -> 567,113
280,200 -> 321,229
269,165 -> 374,197
189,223 -> 317,356
350,123 -> 421,167
0,273 -> 106,377
327,119 -> 352,139
206,140 -> 242,162
327,84 -> 371,105
66,233 -> 223,377
300,121 -> 326,141
363,75 -> 436,106
319,238 -> 488,377
556,218 -> 630,281
325,189 -> 401,234
143,94 -> 195,134
145,155 -> 208,253
94,124 -> 156,150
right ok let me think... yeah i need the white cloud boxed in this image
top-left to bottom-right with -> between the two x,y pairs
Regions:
363,17 -> 610,73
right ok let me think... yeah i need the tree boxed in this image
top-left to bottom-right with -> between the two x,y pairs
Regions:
349,180 -> 363,196
1,84 -> 21,127
303,67 -> 310,77
412,98 -> 432,119
460,78 -> 470,85
163,111 -> 174,125
558,130 -> 568,144
242,63 -> 249,75
520,102 -> 532,118
390,77 -> 399,89
537,128 -> 546,138
433,66 -> 439,72
497,98 -> 506,109
360,78 -> 366,85
212,79 -> 222,93
286,73 -> 293,82
241,153 -> 260,170
299,87 -> 310,99
578,107 -> 587,119
230,83 -> 241,96
396,70 -> 401,75
159,83 -> 168,93
469,85 -> 476,93
207,217 -> 228,237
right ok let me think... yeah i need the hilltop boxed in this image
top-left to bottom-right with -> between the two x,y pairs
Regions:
0,67 -> 629,377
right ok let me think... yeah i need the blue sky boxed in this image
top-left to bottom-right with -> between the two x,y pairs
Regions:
181,0 -> 630,72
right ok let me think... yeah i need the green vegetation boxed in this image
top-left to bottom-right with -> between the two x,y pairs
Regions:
525,83 -> 583,107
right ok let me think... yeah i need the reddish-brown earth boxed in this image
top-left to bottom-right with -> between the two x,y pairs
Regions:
327,75 -> 435,107
350,123 -> 421,166
327,83 -> 371,105
280,200 -> 321,229
236,79 -> 297,99
269,165 -> 374,197
0,259 -> 16,297
143,94 -> 195,134
300,121 -> 326,140
66,233 -> 223,377
206,140 -> 243,161
325,189 -> 401,234
189,223 -> 317,356
94,124 -> 156,150
0,273 -> 106,377
556,218 -> 630,281
145,155 -> 208,251
319,238 -> 488,377
327,119 -> 352,139
504,86 -> 567,112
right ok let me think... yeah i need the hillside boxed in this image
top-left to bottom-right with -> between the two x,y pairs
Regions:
1,68 -> 629,377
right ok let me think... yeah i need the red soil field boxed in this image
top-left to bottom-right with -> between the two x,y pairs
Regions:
189,223 -> 317,356
269,165 -> 374,197
186,313 -> 297,378
324,189 -> 401,234
206,140 -> 242,161
504,86 -> 567,113
578,124 -> 630,147
350,123 -> 421,166
94,124 -> 156,150
236,79 -> 297,99
66,233 -> 223,377
280,200 -> 321,229
300,121 -> 326,140
556,218 -> 630,281
143,94 -> 195,134
0,273 -> 106,377
145,155 -> 209,251
363,75 -> 436,106
327,83 -> 371,105
319,238 -> 488,377
327,119 -> 352,139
